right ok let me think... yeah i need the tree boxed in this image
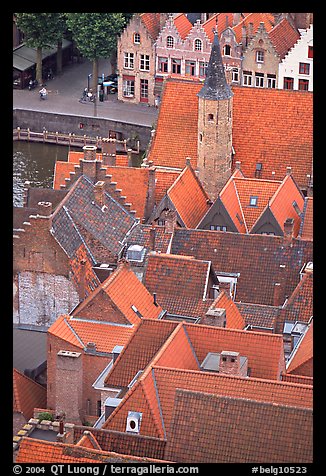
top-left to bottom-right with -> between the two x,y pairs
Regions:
65,13 -> 126,116
15,13 -> 64,84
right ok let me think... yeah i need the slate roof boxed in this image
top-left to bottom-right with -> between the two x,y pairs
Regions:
170,229 -> 313,305
52,175 -> 137,261
143,253 -> 216,317
269,17 -> 300,59
165,390 -> 313,463
13,368 -> 47,421
72,260 -> 163,325
124,223 -> 172,254
148,78 -> 313,189
236,302 -> 281,331
166,163 -> 210,228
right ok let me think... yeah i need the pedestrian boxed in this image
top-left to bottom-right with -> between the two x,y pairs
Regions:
82,87 -> 88,100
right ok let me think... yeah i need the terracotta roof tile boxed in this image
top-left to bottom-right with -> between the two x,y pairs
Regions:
281,374 -> 313,386
167,165 -> 210,228
48,315 -> 83,349
155,169 -> 181,204
203,13 -> 240,41
76,431 -> 102,450
13,368 -> 47,420
165,390 -> 312,463
140,13 -> 162,41
173,13 -> 193,39
206,290 -> 245,329
287,321 -> 313,376
269,18 -> 300,59
299,197 -> 313,241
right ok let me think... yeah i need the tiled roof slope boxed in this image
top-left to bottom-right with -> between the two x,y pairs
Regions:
140,13 -> 163,41
15,437 -> 166,463
104,365 -> 313,439
52,175 -> 137,260
73,260 -> 163,324
236,302 -> 281,331
143,253 -> 215,317
299,197 -> 313,241
104,319 -> 178,388
232,86 -> 313,187
155,169 -> 181,204
124,223 -> 172,254
167,164 -> 210,228
205,290 -> 245,329
269,18 -> 300,59
13,368 -> 47,420
282,374 -> 313,386
147,79 -> 201,169
149,79 -> 312,189
173,13 -> 193,39
287,321 -> 313,376
170,229 -> 313,305
48,314 -> 134,354
233,13 -> 275,43
165,390 -> 312,463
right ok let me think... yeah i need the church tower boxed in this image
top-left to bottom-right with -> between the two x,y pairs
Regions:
197,30 -> 233,201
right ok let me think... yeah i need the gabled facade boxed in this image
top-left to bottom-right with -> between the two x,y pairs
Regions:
278,24 -> 313,91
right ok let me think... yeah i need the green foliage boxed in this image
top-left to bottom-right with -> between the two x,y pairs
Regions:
65,13 -> 126,61
38,412 -> 54,421
15,13 -> 66,49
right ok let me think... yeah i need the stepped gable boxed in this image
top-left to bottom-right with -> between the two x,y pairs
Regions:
170,229 -> 313,306
13,368 -> 47,421
165,389 -> 312,463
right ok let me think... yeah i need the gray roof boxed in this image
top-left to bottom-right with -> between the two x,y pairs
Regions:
13,40 -> 72,72
197,32 -> 233,100
13,327 -> 47,373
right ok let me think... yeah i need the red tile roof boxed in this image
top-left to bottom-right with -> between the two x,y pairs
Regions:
155,169 -> 181,204
287,321 -> 313,376
149,78 -> 313,189
140,13 -> 163,41
167,164 -> 210,228
13,369 -> 47,421
203,13 -> 240,41
71,260 -> 163,325
279,272 -> 313,330
173,13 -> 193,39
76,431 -> 102,450
207,290 -> 245,329
269,18 -> 300,59
299,197 -> 313,241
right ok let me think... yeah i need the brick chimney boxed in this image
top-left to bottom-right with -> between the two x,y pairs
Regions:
284,218 -> 294,240
163,209 -> 177,234
273,282 -> 282,306
101,137 -> 117,166
149,225 -> 156,251
144,166 -> 156,221
127,149 -> 133,167
219,351 -> 246,376
81,145 -> 98,182
233,13 -> 241,25
94,181 -> 106,207
36,201 -> 53,230
55,350 -> 83,424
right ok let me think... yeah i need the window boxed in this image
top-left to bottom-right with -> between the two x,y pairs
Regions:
283,77 -> 294,90
267,74 -> 276,89
158,57 -> 168,73
223,44 -> 231,56
123,79 -> 135,97
124,52 -> 134,69
158,219 -> 165,226
208,113 -> 214,122
199,133 -> 203,142
140,79 -> 149,99
255,72 -> 264,87
299,62 -> 310,75
308,46 -> 313,58
256,50 -> 264,63
249,196 -> 258,207
172,58 -> 181,74
232,68 -> 239,82
243,70 -> 252,86
210,225 -> 227,231
140,54 -> 150,71
255,162 -> 262,178
298,79 -> 309,91
133,33 -> 140,44
194,39 -> 202,51
199,61 -> 208,77
185,60 -> 196,76
167,36 -> 174,48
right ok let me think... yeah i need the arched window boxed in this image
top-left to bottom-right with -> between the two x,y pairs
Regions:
223,44 -> 231,56
194,39 -> 202,51
167,36 -> 174,48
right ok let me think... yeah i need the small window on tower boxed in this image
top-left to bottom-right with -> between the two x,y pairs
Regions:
208,113 -> 214,122
199,133 -> 203,142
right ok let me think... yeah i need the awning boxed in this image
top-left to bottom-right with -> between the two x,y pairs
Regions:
13,39 -> 72,72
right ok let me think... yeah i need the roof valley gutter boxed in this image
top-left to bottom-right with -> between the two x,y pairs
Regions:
63,317 -> 85,348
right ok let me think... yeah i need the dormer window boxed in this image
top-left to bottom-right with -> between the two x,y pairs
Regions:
133,33 -> 140,44
167,36 -> 174,48
126,244 -> 145,262
194,39 -> 202,51
249,196 -> 258,207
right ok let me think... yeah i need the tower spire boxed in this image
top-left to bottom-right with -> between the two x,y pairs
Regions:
198,29 -> 233,100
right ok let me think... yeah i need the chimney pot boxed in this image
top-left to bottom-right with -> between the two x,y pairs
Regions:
83,145 -> 97,161
37,201 -> 52,217
235,161 -> 241,170
94,181 -> 106,207
286,166 -> 292,175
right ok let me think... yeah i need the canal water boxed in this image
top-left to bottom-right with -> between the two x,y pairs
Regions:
13,142 -> 144,207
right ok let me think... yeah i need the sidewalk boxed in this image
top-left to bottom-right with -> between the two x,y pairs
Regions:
13,58 -> 158,127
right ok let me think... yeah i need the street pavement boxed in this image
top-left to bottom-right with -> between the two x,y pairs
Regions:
13,58 -> 158,127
